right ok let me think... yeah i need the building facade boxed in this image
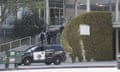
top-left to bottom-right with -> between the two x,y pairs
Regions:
64,0 -> 119,22
1,0 -> 119,30
0,0 -> 120,57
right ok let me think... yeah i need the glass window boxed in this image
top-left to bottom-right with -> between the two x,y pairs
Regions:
79,5 -> 86,10
65,4 -> 74,8
34,47 -> 44,51
46,46 -> 64,51
49,0 -> 64,25
49,0 -> 63,8
27,46 -> 38,53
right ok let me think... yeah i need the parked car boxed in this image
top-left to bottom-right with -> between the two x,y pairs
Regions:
21,45 -> 66,65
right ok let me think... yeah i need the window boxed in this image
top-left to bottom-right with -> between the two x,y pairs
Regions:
34,47 -> 44,51
49,0 -> 63,8
65,4 -> 74,8
27,46 -> 38,53
46,46 -> 64,51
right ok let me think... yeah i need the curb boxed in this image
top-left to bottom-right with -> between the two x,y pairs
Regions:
0,65 -> 116,71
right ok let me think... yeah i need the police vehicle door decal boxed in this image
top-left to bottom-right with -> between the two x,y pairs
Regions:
33,51 -> 45,60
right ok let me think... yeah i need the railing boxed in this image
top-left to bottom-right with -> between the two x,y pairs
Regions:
0,36 -> 32,52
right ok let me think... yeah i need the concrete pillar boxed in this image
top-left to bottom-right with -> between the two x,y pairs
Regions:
86,0 -> 90,12
46,0 -> 49,31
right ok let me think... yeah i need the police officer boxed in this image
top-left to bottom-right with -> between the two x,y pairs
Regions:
39,30 -> 46,47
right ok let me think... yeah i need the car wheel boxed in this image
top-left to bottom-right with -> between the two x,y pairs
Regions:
53,57 -> 62,65
45,62 -> 52,65
23,57 -> 32,65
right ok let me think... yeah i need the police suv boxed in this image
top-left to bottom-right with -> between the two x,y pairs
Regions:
21,45 -> 66,65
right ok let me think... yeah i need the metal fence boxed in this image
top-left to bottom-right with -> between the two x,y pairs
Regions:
0,36 -> 32,52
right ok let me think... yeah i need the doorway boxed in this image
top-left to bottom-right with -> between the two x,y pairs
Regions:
50,8 -> 64,25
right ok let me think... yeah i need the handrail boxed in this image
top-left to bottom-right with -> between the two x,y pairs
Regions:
0,36 -> 32,51
0,36 -> 31,46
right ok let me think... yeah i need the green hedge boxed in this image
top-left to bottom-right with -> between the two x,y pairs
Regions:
61,11 -> 113,62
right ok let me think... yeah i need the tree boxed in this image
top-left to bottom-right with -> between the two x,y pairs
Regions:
0,0 -> 18,31
0,0 -> 46,38
13,12 -> 44,37
0,0 -> 45,30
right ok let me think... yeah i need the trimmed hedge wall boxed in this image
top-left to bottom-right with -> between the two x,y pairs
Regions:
61,11 -> 113,62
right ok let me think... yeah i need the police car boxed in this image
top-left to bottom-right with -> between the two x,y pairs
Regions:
21,45 -> 66,65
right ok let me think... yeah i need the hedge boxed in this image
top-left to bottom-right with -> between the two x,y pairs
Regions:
61,11 -> 113,62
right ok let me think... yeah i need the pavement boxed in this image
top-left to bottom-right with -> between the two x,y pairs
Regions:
0,61 -> 117,71
4,68 -> 119,72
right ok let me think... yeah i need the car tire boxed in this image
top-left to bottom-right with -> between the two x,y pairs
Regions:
23,57 -> 32,65
45,62 -> 52,65
53,57 -> 62,65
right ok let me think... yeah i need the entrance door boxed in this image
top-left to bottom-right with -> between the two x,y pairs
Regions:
50,8 -> 63,25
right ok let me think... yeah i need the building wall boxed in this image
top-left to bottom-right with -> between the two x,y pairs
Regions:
90,0 -> 115,4
64,0 -> 119,23
64,0 -> 87,22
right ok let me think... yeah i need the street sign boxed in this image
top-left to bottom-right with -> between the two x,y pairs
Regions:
79,24 -> 90,35
79,24 -> 90,61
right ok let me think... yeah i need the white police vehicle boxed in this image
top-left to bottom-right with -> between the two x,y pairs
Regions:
21,45 -> 66,65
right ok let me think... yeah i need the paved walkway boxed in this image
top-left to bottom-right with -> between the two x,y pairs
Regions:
0,61 -> 117,70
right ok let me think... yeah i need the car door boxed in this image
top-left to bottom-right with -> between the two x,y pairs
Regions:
45,46 -> 56,59
33,47 -> 45,61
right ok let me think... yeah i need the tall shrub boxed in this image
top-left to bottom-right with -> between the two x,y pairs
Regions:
61,11 -> 113,62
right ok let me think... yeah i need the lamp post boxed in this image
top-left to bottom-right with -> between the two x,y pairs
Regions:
115,0 -> 119,22
74,0 -> 78,16
115,0 -> 119,60
46,0 -> 49,31
86,0 -> 90,12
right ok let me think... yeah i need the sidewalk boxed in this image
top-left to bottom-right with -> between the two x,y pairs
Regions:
0,61 -> 117,70
62,61 -> 117,68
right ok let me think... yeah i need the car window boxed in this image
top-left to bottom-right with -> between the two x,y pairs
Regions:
34,47 -> 44,51
54,46 -> 64,51
27,46 -> 38,53
46,46 -> 64,51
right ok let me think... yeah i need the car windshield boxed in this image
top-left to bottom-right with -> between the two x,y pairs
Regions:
26,46 -> 38,53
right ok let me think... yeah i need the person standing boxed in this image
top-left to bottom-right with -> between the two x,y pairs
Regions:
46,31 -> 52,44
39,30 -> 46,47
51,31 -> 57,44
59,26 -> 64,33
